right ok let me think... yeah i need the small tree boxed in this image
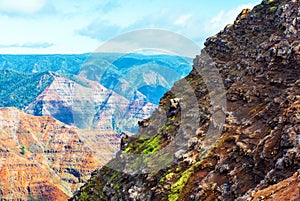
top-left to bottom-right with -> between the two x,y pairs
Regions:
20,145 -> 25,155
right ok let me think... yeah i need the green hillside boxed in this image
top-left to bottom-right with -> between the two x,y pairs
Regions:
0,70 -> 54,109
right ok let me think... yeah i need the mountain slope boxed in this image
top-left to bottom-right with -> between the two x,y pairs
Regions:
71,0 -> 300,200
0,53 -> 192,133
0,107 -> 115,200
0,53 -> 192,105
0,54 -> 89,74
77,53 -> 193,105
0,70 -> 54,109
24,75 -> 157,134
0,69 -> 155,135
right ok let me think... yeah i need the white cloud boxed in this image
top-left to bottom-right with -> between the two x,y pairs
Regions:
0,0 -> 262,54
0,13 -> 100,54
0,42 -> 53,48
94,29 -> 201,57
0,0 -> 46,14
174,14 -> 192,26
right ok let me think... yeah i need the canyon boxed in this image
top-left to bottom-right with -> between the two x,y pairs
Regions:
0,54 -> 192,200
0,107 -> 115,200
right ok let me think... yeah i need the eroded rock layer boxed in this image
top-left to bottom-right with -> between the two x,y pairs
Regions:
0,108 -> 115,200
71,0 -> 300,200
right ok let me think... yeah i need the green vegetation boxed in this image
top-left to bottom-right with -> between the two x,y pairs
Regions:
168,169 -> 193,201
269,6 -> 278,12
114,183 -> 120,190
161,124 -> 177,133
165,172 -> 176,180
0,70 -> 54,109
186,77 -> 194,83
162,125 -> 171,131
265,0 -> 275,4
124,134 -> 162,154
20,145 -> 25,155
0,54 -> 89,74
27,195 -> 43,201
254,0 -> 279,16
109,171 -> 120,182
169,116 -> 176,121
79,192 -> 89,201
76,167 -> 118,200
141,134 -> 162,154
168,160 -> 204,201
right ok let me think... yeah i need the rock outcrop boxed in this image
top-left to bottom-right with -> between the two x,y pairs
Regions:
71,0 -> 300,200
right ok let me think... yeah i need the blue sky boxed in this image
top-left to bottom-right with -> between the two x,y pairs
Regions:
0,0 -> 260,54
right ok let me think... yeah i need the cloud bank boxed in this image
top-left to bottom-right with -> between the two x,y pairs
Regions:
0,42 -> 53,49
0,0 -> 260,54
0,0 -> 46,15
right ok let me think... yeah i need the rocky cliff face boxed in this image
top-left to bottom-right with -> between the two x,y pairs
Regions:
24,75 -> 156,135
71,0 -> 300,200
0,107 -> 115,200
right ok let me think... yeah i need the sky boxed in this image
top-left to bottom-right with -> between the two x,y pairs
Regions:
0,0 -> 261,54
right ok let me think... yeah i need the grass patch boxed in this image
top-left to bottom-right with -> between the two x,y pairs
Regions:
169,116 -> 176,121
162,125 -> 171,131
141,135 -> 162,154
79,192 -> 89,201
124,134 -> 162,155
269,6 -> 277,12
166,172 -> 176,181
161,124 -> 176,133
114,183 -> 120,190
109,171 -> 120,182
168,160 -> 204,201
